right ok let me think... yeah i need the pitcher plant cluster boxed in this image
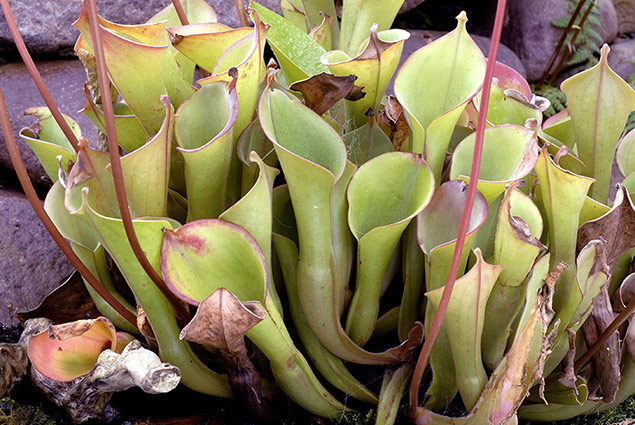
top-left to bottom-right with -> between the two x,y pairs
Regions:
1,0 -> 635,424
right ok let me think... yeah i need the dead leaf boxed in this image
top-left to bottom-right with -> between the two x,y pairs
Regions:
15,271 -> 100,324
536,271 -> 559,405
379,96 -> 410,151
180,288 -> 271,421
137,304 -> 157,350
31,339 -> 180,423
0,319 -> 49,397
20,121 -> 41,139
581,284 -> 621,403
290,72 -> 364,116
0,343 -> 28,397
558,329 -> 577,390
412,263 -> 556,425
577,185 -> 635,274
503,89 -> 540,110
358,24 -> 394,61
504,182 -> 546,250
65,140 -> 93,191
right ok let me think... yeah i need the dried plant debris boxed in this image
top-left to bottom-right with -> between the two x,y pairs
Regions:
577,185 -> 635,274
378,96 -> 410,151
15,272 -> 100,324
31,339 -> 180,423
180,288 -> 271,421
290,73 -> 364,116
582,284 -> 621,403
0,318 -> 51,398
0,343 -> 28,398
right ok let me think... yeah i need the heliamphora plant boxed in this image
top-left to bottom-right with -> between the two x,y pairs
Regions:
1,0 -> 635,424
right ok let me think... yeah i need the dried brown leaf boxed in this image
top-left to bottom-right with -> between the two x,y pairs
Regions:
65,143 -> 93,191
558,329 -> 578,390
20,121 -> 41,139
379,96 -> 411,151
136,304 -> 157,350
508,214 -> 546,250
180,288 -> 270,420
581,284 -> 621,403
30,339 -> 180,423
0,343 -> 28,397
577,185 -> 635,274
290,72 -> 364,116
546,262 -> 568,288
15,271 -> 100,324
357,24 -> 393,60
180,288 -> 264,352
45,317 -> 117,343
536,272 -> 559,404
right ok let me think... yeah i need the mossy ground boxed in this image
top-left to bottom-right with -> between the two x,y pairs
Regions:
521,396 -> 635,425
0,396 -> 55,425
1,391 -> 635,424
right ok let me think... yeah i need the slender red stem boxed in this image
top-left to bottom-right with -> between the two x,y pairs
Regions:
408,0 -> 508,416
574,296 -> 635,372
0,0 -> 80,152
171,0 -> 190,25
85,0 -> 190,324
536,0 -> 586,90
0,83 -> 137,327
234,0 -> 249,27
170,0 -> 210,78
547,0 -> 595,86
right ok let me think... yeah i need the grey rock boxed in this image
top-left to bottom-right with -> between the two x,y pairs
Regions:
211,0 -> 281,27
607,38 -> 635,83
613,0 -> 635,34
0,0 -> 170,56
400,29 -> 527,78
502,0 -> 619,82
0,60 -> 96,188
0,188 -> 74,328
399,0 -> 426,15
552,62 -> 587,87
598,0 -> 618,43
0,0 -> 281,57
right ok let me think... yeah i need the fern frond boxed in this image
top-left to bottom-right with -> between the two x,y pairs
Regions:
625,111 -> 635,133
568,47 -> 591,65
587,27 -> 603,44
587,15 -> 602,27
552,17 -> 570,27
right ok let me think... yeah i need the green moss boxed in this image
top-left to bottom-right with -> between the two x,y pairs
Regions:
520,396 -> 635,425
333,409 -> 377,425
0,396 -> 56,425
